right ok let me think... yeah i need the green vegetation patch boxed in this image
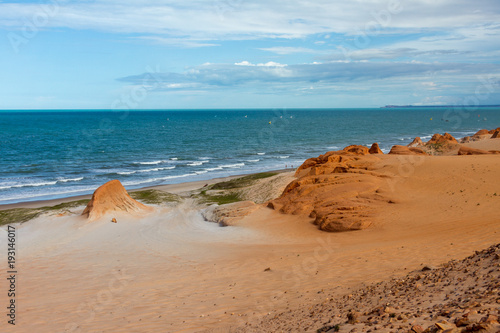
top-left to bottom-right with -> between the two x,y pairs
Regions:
129,189 -> 182,205
0,199 -> 90,226
0,208 -> 44,226
193,172 -> 278,205
210,172 -> 278,190
44,199 -> 90,211
196,190 -> 242,205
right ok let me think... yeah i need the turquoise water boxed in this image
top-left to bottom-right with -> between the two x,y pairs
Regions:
0,108 -> 499,204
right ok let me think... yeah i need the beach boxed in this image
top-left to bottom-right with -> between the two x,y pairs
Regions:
3,0 -> 500,330
1,132 -> 499,332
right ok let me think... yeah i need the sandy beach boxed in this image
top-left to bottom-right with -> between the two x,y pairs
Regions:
1,136 -> 500,332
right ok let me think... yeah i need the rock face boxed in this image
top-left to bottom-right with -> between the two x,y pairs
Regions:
491,129 -> 500,139
268,147 -> 395,232
407,137 -> 423,147
82,180 -> 154,221
202,201 -> 259,226
457,146 -> 500,155
295,145 -> 370,178
368,143 -> 383,154
472,129 -> 493,141
474,129 -> 490,137
389,145 -> 428,155
460,136 -> 471,143
426,132 -> 458,145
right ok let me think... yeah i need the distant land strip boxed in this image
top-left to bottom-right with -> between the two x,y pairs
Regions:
381,105 -> 500,108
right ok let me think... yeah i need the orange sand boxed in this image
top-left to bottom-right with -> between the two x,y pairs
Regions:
0,140 -> 499,332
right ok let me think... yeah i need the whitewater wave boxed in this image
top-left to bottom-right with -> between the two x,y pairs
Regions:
205,167 -> 223,171
57,177 -> 84,183
0,181 -> 58,190
123,173 -> 199,186
247,159 -> 260,162
133,160 -> 165,165
117,166 -> 176,175
257,152 -> 265,155
117,171 -> 136,175
0,186 -> 99,203
220,163 -> 245,168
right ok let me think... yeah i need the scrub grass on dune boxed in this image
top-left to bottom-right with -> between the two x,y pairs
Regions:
129,189 -> 182,205
194,172 -> 278,205
0,199 -> 90,226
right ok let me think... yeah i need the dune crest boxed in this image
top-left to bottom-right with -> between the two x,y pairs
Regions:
82,179 -> 154,221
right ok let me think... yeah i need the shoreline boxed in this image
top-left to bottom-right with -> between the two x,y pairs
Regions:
0,168 -> 292,210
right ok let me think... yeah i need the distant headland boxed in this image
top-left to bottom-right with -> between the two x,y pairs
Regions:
381,105 -> 500,108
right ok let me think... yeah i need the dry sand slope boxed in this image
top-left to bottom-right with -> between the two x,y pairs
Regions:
0,140 -> 499,333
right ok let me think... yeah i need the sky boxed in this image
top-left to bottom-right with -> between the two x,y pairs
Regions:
0,0 -> 499,109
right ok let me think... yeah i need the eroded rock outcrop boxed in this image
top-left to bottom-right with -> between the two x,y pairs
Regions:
202,201 -> 259,226
268,148 -> 394,232
426,132 -> 458,145
473,129 -> 490,140
295,145 -> 370,178
460,136 -> 471,143
389,145 -> 428,155
369,143 -> 383,154
82,180 -> 154,221
457,146 -> 500,155
407,137 -> 423,147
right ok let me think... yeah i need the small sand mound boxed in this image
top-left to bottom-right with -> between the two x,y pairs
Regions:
82,180 -> 154,221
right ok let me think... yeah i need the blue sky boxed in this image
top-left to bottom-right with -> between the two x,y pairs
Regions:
0,0 -> 499,109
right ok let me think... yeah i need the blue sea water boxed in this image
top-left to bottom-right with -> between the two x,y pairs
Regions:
0,108 -> 499,204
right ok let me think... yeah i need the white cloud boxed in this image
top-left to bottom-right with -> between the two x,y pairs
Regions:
235,61 -> 288,67
259,47 -> 317,54
134,36 -> 219,48
118,60 -> 500,91
1,0 -> 499,41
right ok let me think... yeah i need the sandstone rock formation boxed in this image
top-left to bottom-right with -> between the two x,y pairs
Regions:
82,180 -> 154,221
202,201 -> 259,226
389,145 -> 428,155
294,145 -> 370,178
460,136 -> 471,143
368,143 -> 383,154
407,137 -> 423,147
426,132 -> 458,145
268,147 -> 395,232
457,146 -> 500,155
473,129 -> 490,140
342,145 -> 370,155
491,129 -> 500,139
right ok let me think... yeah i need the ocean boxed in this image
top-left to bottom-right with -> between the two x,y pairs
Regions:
1,108 -> 499,204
